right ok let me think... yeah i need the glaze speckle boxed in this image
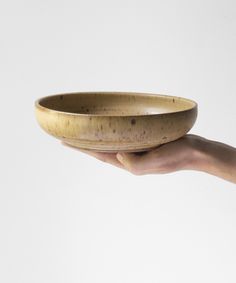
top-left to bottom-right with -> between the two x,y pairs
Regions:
131,118 -> 136,125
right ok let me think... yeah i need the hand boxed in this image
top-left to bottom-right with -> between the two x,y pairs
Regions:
62,134 -> 236,183
62,134 -> 205,175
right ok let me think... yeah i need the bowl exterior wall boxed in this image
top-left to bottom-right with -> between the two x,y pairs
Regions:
35,106 -> 197,152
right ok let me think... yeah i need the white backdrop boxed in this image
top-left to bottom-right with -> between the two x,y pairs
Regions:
1,0 -> 236,282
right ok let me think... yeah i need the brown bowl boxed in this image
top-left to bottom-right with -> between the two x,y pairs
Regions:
35,91 -> 197,152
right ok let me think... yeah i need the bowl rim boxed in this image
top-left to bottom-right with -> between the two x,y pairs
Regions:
35,91 -> 198,118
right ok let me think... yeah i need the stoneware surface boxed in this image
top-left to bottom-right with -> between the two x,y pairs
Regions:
35,91 -> 198,152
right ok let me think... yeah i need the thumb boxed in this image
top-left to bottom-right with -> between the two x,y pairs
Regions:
116,152 -> 146,175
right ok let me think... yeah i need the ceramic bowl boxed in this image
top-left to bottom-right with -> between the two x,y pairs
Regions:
35,91 -> 197,152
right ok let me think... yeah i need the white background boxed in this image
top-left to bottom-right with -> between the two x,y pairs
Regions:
1,0 -> 236,282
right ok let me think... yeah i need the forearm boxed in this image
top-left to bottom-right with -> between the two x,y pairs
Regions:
189,137 -> 236,184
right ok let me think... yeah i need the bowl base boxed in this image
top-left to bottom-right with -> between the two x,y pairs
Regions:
63,139 -> 161,153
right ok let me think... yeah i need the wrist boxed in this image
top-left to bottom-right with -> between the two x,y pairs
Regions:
182,135 -> 213,172
185,135 -> 236,178
177,134 -> 236,183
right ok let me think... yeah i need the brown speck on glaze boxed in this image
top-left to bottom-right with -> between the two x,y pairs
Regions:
131,118 -> 136,125
67,120 -> 70,126
162,136 -> 167,140
89,117 -> 92,121
100,125 -> 103,130
86,108 -> 89,112
172,98 -> 175,103
143,130 -> 146,135
113,129 -> 116,133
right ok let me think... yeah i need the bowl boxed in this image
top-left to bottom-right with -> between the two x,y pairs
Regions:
35,91 -> 198,152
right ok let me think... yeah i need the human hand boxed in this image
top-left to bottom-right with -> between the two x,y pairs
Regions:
62,134 -> 206,176
62,134 -> 236,183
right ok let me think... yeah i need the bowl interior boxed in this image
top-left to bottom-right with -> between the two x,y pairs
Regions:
37,92 -> 196,116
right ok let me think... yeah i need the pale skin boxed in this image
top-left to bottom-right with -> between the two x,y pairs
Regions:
62,134 -> 236,184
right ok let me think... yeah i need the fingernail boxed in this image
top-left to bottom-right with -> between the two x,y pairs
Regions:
116,153 -> 124,163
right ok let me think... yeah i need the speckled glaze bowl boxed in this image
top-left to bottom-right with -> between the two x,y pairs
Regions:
35,91 -> 198,152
